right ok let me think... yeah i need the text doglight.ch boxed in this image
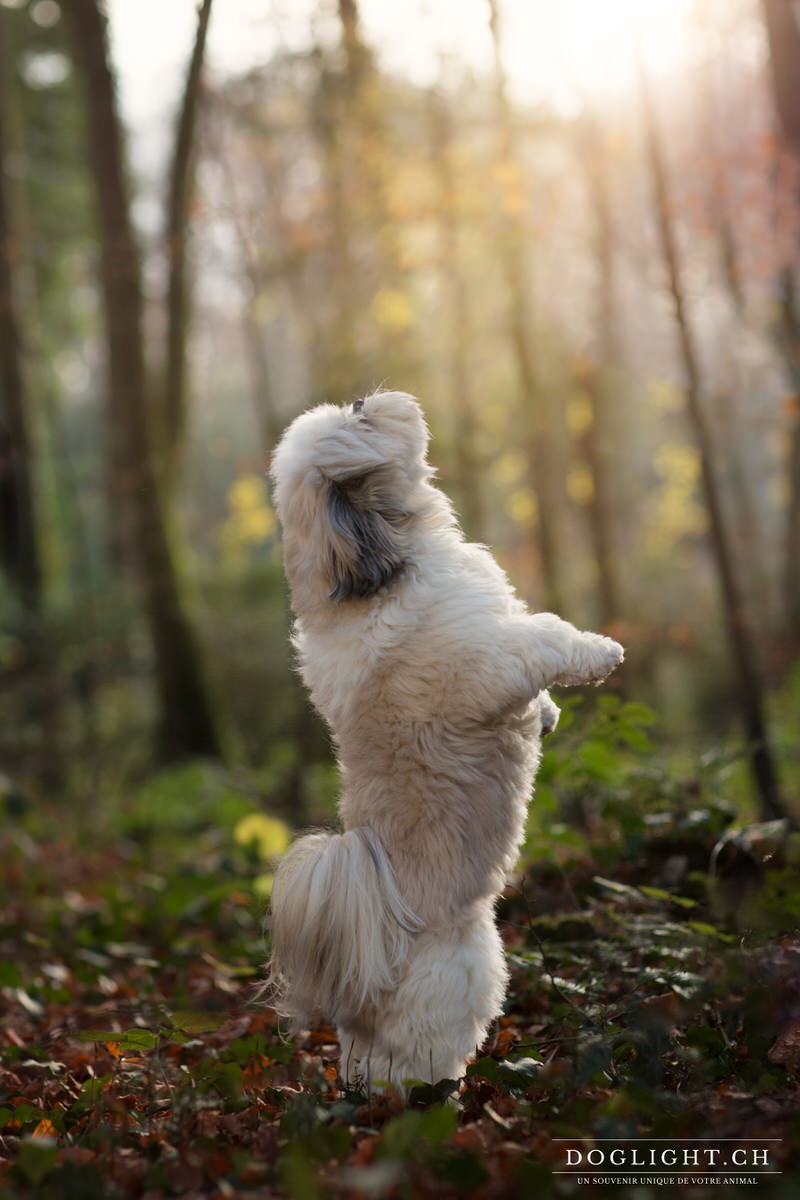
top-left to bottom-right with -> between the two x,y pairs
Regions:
564,1148 -> 772,1169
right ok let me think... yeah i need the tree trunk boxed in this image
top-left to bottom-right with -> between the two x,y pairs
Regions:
335,0 -> 411,384
163,0 -> 213,481
427,83 -> 482,539
777,268 -> 800,641
762,0 -> 800,644
65,0 -> 223,762
487,0 -> 565,613
639,60 -> 784,821
310,49 -> 359,401
762,0 -> 800,146
575,120 -> 624,629
0,9 -> 42,611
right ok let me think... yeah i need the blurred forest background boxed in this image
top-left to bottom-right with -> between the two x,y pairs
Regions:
2,0 -> 800,827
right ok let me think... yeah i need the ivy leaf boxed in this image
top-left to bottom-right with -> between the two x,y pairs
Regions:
168,1010 -> 227,1034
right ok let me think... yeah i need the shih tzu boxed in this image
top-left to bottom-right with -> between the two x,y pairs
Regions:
267,390 -> 623,1089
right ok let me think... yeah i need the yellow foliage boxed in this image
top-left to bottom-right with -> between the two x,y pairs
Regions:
647,378 -> 684,412
654,443 -> 700,484
489,160 -> 525,214
234,813 -> 291,862
490,450 -> 528,487
237,506 -> 276,542
253,872 -> 275,900
371,288 -> 414,331
648,442 -> 706,552
482,402 -> 509,434
567,464 -> 595,505
566,393 -> 594,437
220,474 -> 277,567
229,475 -> 267,512
506,487 -> 538,528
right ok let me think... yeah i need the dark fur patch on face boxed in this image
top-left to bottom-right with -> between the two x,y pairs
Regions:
326,471 -> 409,601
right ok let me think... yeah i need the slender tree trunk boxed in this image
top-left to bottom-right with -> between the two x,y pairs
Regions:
427,83 -> 482,538
487,0 -> 564,613
216,133 -> 281,450
311,50 -> 358,401
777,268 -> 800,639
695,15 -> 771,630
335,0 -> 411,383
163,0 -> 213,481
0,9 -> 42,611
639,60 -> 784,821
65,0 -> 223,762
762,0 -> 800,644
576,121 -> 624,628
209,95 -> 310,451
338,0 -> 369,94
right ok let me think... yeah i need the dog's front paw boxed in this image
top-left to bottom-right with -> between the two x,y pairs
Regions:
555,633 -> 624,687
587,635 -> 624,684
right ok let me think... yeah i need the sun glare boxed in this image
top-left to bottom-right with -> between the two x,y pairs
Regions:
510,0 -> 696,106
107,0 -> 698,136
355,0 -> 699,117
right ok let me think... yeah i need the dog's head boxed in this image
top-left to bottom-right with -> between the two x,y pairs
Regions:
270,391 -> 435,610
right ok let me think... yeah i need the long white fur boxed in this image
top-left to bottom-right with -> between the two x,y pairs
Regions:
268,390 -> 623,1089
269,826 -> 422,1027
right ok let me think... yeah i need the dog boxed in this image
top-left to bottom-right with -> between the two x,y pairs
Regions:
267,390 -> 623,1090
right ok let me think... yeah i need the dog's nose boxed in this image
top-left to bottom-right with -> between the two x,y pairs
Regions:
352,398 -> 364,414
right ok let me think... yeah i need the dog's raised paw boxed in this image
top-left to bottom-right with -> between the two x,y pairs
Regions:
590,636 -> 624,683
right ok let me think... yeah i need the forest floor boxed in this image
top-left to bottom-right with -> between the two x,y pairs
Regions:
1,740 -> 799,1199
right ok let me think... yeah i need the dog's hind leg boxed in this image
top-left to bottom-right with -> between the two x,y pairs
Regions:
340,903 -> 507,1093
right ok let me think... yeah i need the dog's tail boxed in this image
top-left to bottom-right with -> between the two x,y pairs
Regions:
266,826 -> 422,1028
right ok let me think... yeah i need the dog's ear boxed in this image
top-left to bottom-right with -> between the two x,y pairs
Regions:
324,471 -> 409,601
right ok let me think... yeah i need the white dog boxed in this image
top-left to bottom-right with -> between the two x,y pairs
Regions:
267,390 -> 623,1090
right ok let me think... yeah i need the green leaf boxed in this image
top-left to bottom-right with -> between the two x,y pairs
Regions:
687,921 -> 723,938
308,1123 -> 353,1163
0,963 -> 22,987
279,1142 -> 323,1200
78,1030 -> 121,1043
119,1029 -> 158,1050
593,876 -> 640,900
194,1058 -> 243,1098
432,1148 -> 490,1188
578,741 -> 620,780
16,1138 -> 58,1185
79,1075 -> 112,1103
640,885 -> 671,902
379,1106 -> 458,1160
169,1010 -> 227,1034
534,783 -> 558,812
751,1072 -> 781,1095
575,1038 -> 613,1085
467,1056 -> 501,1083
9,1105 -> 42,1126
617,726 -> 653,752
226,1034 -> 267,1063
407,1078 -> 460,1106
165,1030 -> 193,1045
466,1055 -> 540,1092
684,1025 -> 725,1055
619,701 -> 657,725
417,1104 -> 459,1141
